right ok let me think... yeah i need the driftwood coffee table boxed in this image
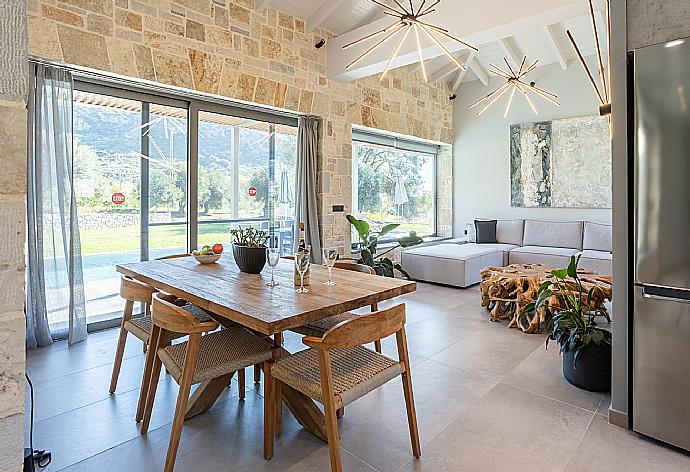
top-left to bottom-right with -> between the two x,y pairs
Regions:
479,263 -> 612,334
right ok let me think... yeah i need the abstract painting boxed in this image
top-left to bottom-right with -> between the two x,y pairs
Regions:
510,115 -> 611,208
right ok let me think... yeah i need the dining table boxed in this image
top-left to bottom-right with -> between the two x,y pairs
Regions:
116,255 -> 416,441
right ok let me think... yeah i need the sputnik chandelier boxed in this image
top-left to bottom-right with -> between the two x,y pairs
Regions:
342,0 -> 478,82
469,56 -> 560,117
566,0 -> 611,116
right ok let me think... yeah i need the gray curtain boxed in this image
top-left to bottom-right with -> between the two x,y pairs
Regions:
293,116 -> 322,263
26,64 -> 87,347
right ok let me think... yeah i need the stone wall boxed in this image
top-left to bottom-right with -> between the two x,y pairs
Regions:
28,0 -> 454,251
627,0 -> 690,50
0,0 -> 27,470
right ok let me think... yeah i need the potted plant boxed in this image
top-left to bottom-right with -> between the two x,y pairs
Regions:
523,255 -> 612,392
346,215 -> 423,278
230,226 -> 269,274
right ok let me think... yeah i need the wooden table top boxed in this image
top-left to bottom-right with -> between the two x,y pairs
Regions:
116,256 -> 416,335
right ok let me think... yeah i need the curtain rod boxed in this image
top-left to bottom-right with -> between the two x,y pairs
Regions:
28,56 -> 302,122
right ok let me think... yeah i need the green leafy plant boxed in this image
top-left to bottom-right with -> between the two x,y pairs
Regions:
523,255 -> 612,370
230,226 -> 268,248
346,214 -> 423,278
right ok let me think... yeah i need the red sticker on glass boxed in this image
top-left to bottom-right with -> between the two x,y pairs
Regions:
112,192 -> 125,205
248,187 -> 257,197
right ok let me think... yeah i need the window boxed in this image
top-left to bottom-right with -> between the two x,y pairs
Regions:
70,82 -> 297,328
352,130 -> 438,242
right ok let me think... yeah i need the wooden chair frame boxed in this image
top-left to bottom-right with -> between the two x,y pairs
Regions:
265,304 -> 421,472
138,293 -> 219,472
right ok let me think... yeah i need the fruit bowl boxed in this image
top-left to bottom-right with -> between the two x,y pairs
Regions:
192,253 -> 222,264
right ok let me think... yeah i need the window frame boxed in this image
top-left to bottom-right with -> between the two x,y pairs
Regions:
351,129 -> 439,248
66,70 -> 299,331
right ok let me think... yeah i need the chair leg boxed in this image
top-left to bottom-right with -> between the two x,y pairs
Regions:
275,379 -> 283,437
263,361 -> 276,460
238,368 -> 246,400
397,328 -> 421,458
254,363 -> 261,383
318,350 -> 342,472
374,339 -> 382,353
141,330 -> 166,434
109,300 -> 134,394
336,406 -> 344,419
136,324 -> 160,423
164,334 -> 201,472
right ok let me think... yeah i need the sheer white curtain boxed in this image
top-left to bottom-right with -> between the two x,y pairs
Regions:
26,64 -> 87,347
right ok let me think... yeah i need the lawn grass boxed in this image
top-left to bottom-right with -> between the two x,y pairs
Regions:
79,224 -> 231,254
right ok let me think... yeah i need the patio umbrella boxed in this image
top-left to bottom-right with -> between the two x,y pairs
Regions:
393,172 -> 409,219
279,169 -> 293,219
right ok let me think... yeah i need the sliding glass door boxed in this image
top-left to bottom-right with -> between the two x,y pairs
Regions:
70,82 -> 297,327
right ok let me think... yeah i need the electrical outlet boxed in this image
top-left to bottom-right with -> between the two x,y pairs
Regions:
332,205 -> 344,212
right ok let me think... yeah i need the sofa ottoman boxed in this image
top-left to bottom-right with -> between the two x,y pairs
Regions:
402,244 -> 504,287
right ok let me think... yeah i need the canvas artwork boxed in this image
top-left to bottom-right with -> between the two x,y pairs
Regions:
510,115 -> 612,208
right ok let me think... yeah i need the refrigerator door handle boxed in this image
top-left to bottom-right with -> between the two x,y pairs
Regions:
641,285 -> 690,304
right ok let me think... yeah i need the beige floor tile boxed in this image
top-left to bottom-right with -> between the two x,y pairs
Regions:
503,344 -> 605,412
565,414 -> 690,471
337,358 -> 500,472
396,383 -> 594,472
431,323 -> 545,378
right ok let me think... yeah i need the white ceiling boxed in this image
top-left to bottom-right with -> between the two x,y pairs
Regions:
261,0 -> 608,89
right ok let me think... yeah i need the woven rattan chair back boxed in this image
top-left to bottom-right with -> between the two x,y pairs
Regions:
303,303 -> 406,350
119,276 -> 156,304
151,293 -> 219,335
333,261 -> 375,275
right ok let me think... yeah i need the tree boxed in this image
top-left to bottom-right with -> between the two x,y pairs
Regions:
198,168 -> 231,215
149,166 -> 183,212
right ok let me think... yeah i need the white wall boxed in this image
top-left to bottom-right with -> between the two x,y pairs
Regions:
452,58 -> 612,236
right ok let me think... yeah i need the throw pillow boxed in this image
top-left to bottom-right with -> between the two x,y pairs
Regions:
475,219 -> 498,244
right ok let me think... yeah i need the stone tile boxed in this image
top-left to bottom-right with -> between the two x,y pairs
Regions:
254,77 -> 277,105
57,25 -> 111,71
152,51 -> 194,89
106,37 -> 137,77
115,8 -> 142,31
41,4 -> 84,28
185,19 -> 205,42
431,323 -> 545,378
397,383 -> 594,472
28,17 -> 64,61
133,44 -> 156,81
0,105 -> 27,196
504,342 -> 605,412
87,14 -> 114,36
228,3 -> 250,25
565,414 -> 690,471
236,73 -> 257,101
62,0 -> 114,16
188,49 -> 223,93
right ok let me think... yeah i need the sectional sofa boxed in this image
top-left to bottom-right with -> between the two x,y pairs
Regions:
401,219 -> 612,288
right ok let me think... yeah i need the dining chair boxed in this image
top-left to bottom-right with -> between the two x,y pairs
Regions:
109,254 -> 220,394
290,261 -> 383,353
264,303 -> 420,472
139,293 -> 273,472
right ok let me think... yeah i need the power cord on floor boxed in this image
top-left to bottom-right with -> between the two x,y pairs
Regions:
25,373 -> 52,470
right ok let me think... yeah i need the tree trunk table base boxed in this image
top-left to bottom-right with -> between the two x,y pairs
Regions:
479,263 -> 612,334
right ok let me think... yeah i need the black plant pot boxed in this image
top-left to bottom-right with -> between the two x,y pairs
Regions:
562,342 -> 612,392
232,244 -> 266,274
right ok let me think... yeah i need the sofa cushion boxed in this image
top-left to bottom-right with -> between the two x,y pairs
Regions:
583,222 -> 612,252
578,250 -> 613,275
402,244 -> 504,287
464,243 -> 518,265
496,219 -> 524,246
509,245 -> 581,268
523,220 -> 583,249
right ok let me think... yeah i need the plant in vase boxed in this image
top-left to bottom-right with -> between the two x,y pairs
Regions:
346,215 -> 423,278
523,255 -> 612,392
230,226 -> 269,274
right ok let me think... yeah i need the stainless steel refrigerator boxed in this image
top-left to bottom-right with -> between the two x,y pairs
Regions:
633,37 -> 690,452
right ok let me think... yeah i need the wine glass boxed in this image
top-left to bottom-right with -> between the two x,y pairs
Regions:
266,248 -> 280,287
323,248 -> 338,286
295,245 -> 311,294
